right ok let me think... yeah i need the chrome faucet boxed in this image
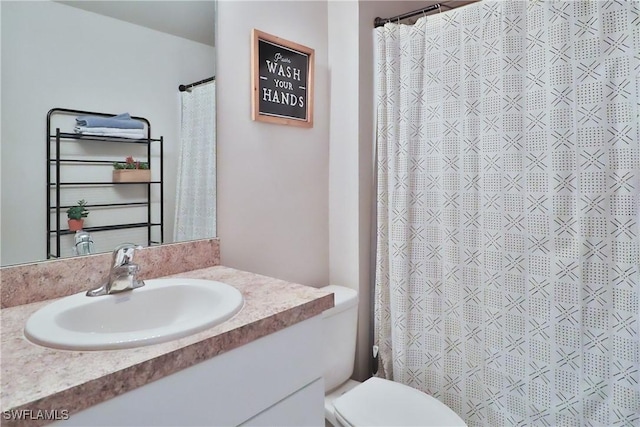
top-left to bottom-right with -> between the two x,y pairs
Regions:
86,243 -> 145,296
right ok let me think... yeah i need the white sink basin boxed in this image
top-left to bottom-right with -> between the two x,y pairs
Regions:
24,278 -> 244,350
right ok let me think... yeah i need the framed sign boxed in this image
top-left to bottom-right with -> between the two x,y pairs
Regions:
251,29 -> 314,128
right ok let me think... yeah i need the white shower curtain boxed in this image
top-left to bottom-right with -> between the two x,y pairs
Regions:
174,82 -> 216,241
374,1 -> 639,425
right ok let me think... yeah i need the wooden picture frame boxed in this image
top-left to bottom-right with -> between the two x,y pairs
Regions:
251,29 -> 314,128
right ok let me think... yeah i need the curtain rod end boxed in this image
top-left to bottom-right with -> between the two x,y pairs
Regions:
374,17 -> 386,27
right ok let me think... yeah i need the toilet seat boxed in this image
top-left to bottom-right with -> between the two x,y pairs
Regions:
333,377 -> 467,427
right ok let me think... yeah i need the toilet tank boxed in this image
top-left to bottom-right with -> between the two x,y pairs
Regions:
321,285 -> 358,392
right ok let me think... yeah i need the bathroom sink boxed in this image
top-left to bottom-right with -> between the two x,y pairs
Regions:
24,278 -> 244,350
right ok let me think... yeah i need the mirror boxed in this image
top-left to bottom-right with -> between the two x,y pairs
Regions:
0,1 -> 217,266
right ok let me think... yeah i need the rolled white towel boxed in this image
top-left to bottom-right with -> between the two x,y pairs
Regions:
74,126 -> 146,135
74,126 -> 147,139
81,132 -> 146,139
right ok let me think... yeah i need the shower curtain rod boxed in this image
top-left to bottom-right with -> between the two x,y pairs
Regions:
178,76 -> 215,92
374,3 -> 452,27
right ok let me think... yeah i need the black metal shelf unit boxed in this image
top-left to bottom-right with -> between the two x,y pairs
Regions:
46,108 -> 164,259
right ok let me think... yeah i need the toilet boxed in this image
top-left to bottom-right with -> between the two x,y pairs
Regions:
321,285 -> 467,427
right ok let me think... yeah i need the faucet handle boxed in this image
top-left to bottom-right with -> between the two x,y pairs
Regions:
111,243 -> 141,268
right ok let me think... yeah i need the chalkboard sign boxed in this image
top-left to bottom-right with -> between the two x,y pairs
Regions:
251,29 -> 314,128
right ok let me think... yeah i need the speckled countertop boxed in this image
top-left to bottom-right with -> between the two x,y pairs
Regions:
1,266 -> 333,426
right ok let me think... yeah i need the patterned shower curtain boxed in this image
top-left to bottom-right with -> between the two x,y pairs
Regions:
174,81 -> 217,241
374,1 -> 639,425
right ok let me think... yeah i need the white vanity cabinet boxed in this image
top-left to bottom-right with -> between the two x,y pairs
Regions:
53,315 -> 324,426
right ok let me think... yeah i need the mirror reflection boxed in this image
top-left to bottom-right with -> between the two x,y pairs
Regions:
1,0 -> 217,266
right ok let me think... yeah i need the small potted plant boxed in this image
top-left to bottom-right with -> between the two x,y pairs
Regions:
66,199 -> 89,231
112,156 -> 151,182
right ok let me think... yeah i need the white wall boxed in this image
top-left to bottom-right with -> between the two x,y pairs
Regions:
216,1 -> 330,287
0,1 -> 215,266
328,0 -> 364,378
328,1 -> 360,305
